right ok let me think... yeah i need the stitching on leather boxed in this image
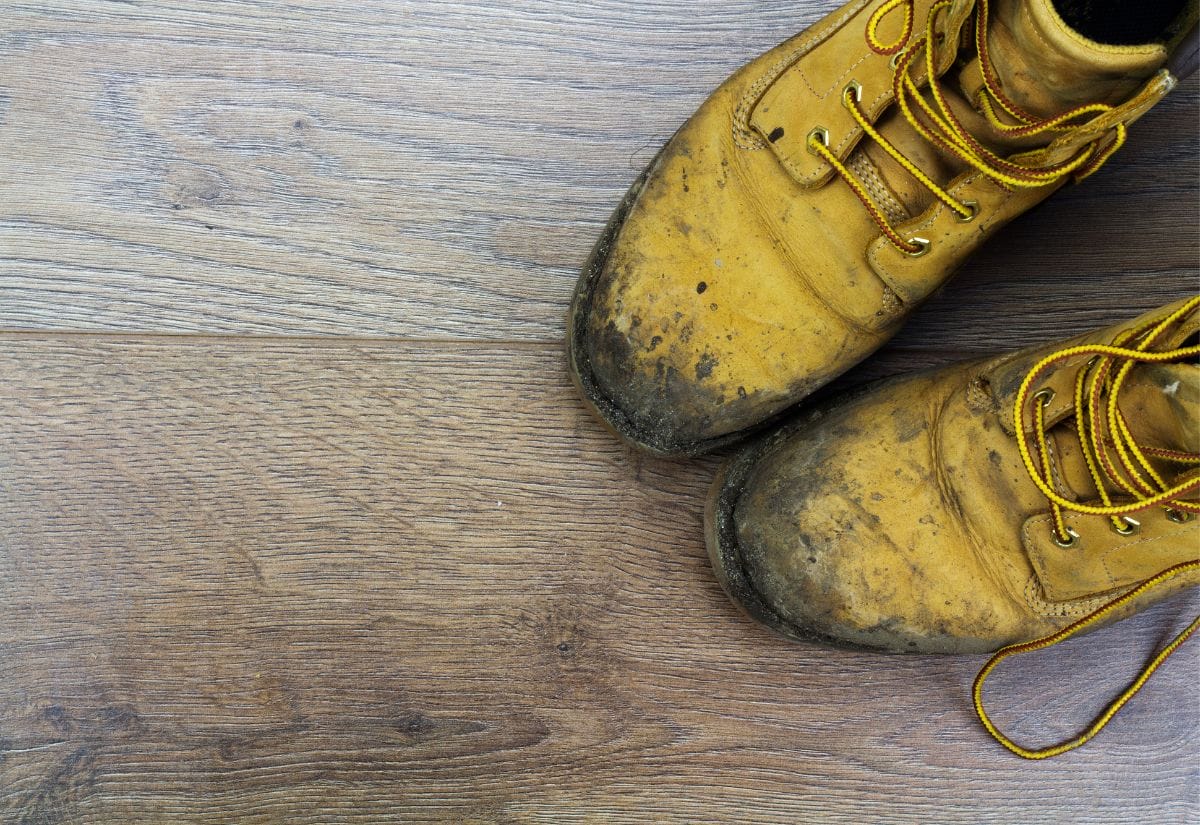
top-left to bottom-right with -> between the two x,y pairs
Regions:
810,54 -> 881,178
1014,5 -> 1155,106
1020,8 -> 1061,89
732,5 -> 867,148
780,0 -> 968,180
793,55 -> 898,186
1023,575 -> 1111,618
1024,512 -> 1180,556
797,52 -> 871,101
1045,395 -> 1074,426
732,0 -> 875,150
865,82 -> 891,112
1100,532 -> 1179,582
1021,513 -> 1051,563
1022,512 -> 1186,596
1000,353 -> 1086,433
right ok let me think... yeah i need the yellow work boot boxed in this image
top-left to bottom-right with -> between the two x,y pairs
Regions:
568,0 -> 1198,455
706,297 -> 1200,757
706,297 -> 1198,657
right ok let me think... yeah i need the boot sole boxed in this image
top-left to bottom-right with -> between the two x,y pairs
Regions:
703,393 -> 891,652
704,420 -> 819,643
565,143 -> 766,457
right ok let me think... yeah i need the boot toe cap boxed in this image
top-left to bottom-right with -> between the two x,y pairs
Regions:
729,375 -> 1020,653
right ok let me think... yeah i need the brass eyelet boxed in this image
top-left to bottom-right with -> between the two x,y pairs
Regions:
1167,508 -> 1195,523
1112,516 -> 1140,536
955,200 -> 980,223
905,237 -> 931,257
844,80 -> 863,106
806,126 -> 830,155
1052,527 -> 1080,548
889,52 -> 902,69
1033,388 -> 1055,407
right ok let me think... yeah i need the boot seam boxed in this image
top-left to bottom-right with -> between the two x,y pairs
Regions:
732,0 -> 876,150
931,378 -> 1037,614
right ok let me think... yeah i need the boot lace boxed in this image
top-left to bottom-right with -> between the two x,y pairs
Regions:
809,0 -> 1129,256
974,296 -> 1200,758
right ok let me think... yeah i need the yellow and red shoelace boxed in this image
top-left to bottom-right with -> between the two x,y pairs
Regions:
811,0 -> 1129,255
975,296 -> 1200,759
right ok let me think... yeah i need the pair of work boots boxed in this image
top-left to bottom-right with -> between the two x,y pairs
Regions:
568,0 -> 1199,758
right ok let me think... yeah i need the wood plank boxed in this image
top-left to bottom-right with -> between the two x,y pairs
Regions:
0,337 -> 1195,823
0,2 -> 1195,341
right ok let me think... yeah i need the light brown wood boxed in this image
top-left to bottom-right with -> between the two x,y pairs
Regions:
0,1 -> 1198,822
0,339 -> 1196,823
0,2 -> 1194,343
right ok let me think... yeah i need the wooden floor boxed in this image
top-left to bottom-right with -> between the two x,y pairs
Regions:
1,2 -> 1197,822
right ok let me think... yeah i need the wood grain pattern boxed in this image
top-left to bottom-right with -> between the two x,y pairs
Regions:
0,1 -> 1195,344
0,0 -> 1198,822
0,339 -> 1196,824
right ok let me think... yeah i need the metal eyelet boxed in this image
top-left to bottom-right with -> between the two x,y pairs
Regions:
1112,516 -> 1140,536
1167,509 -> 1195,523
1052,527 -> 1080,548
955,200 -> 980,223
889,52 -> 902,69
844,80 -> 863,105
1033,388 -> 1056,407
806,126 -> 830,155
905,237 -> 931,257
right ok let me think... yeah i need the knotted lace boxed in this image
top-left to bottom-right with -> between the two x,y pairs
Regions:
810,0 -> 1129,255
974,296 -> 1200,759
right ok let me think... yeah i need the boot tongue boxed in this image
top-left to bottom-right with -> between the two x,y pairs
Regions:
1051,361 -> 1198,501
984,0 -> 1169,118
1118,362 -> 1200,458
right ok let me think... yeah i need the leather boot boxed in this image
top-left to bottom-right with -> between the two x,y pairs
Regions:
568,0 -> 1198,454
706,297 -> 1199,654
